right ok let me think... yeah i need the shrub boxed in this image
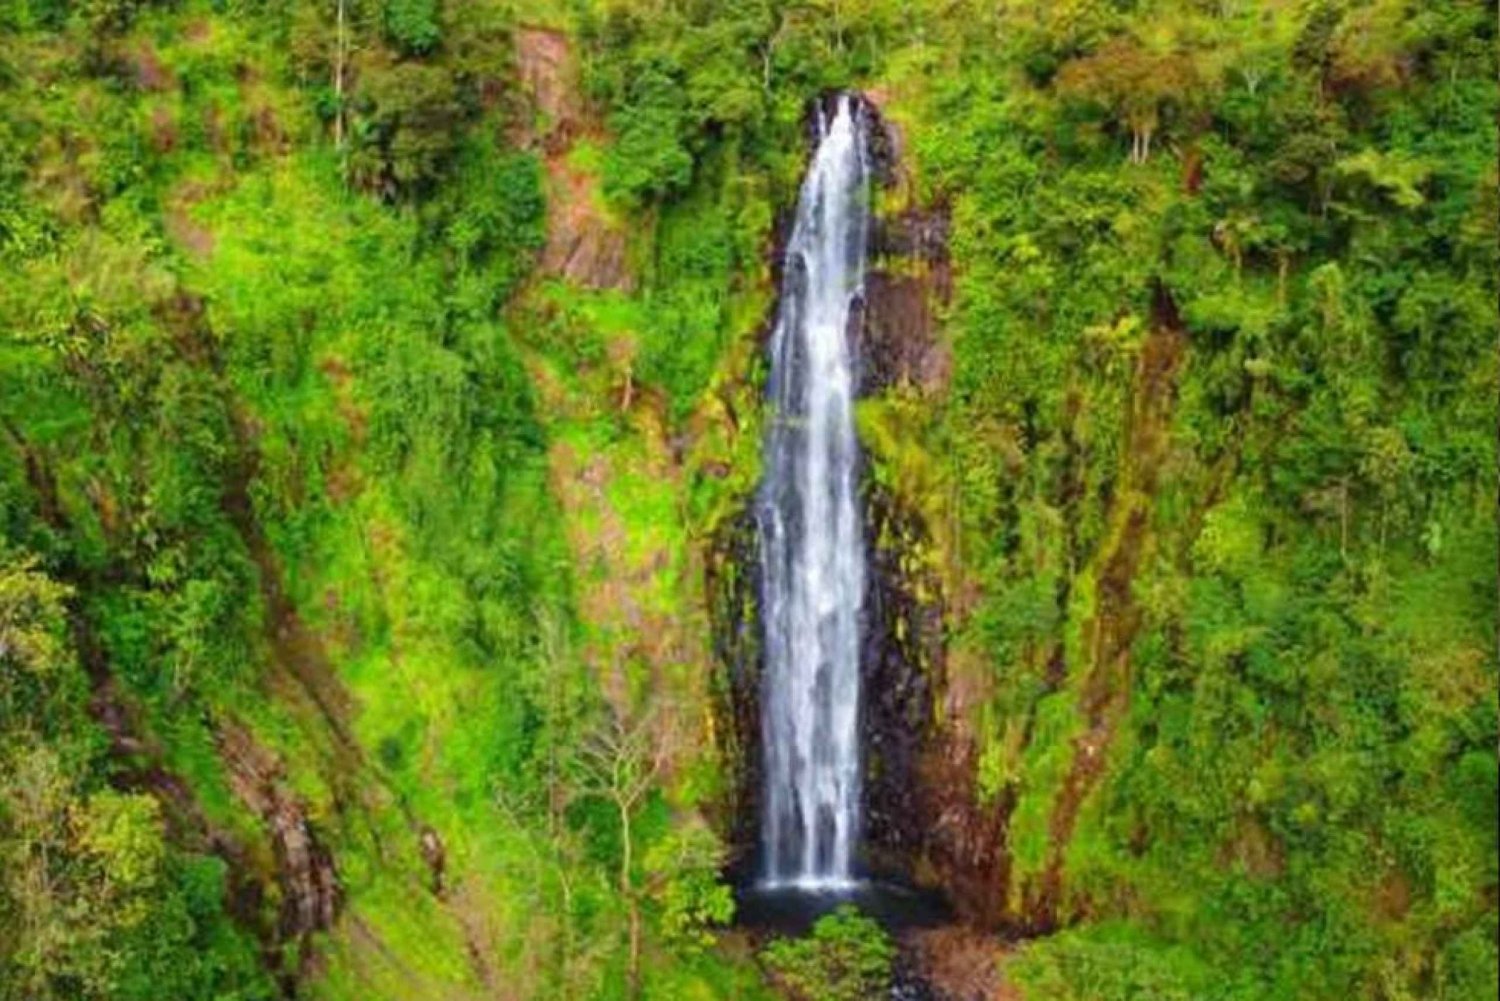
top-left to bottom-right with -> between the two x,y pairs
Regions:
761,906 -> 893,1001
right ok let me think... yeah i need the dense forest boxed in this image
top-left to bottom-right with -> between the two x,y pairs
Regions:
0,1 -> 1495,999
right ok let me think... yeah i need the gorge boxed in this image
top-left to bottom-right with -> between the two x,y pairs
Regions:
1,4 -> 1495,1001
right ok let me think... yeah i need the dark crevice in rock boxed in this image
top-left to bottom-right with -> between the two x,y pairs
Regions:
706,506 -> 764,879
219,724 -> 341,950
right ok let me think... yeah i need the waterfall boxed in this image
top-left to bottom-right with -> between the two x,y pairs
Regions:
757,93 -> 870,890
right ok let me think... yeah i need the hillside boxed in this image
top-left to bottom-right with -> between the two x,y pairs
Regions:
0,2 -> 1495,999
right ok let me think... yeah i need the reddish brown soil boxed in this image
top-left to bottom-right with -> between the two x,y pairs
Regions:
907,926 -> 1024,1001
515,26 -> 632,291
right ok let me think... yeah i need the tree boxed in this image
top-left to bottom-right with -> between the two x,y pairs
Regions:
642,818 -> 734,953
384,0 -> 439,55
1056,36 -> 1203,163
347,54 -> 464,196
577,704 -> 669,997
334,0 -> 348,149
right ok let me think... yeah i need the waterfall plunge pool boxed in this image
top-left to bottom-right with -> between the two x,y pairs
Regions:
733,877 -> 952,936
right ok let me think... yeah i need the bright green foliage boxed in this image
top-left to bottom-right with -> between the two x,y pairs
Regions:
385,0 -> 439,54
577,0 -> 911,206
1,0 -> 1495,999
0,0 -> 741,997
599,65 -> 695,206
886,0 -> 1498,997
761,906 -> 894,1001
0,554 -> 272,1001
644,822 -> 736,953
1009,923 -> 1213,1001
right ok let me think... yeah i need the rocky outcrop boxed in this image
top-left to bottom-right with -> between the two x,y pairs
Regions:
515,26 -> 632,291
855,100 -> 958,886
909,708 -> 1016,927
860,487 -> 944,874
705,508 -> 764,876
219,724 -> 341,944
862,208 -> 952,394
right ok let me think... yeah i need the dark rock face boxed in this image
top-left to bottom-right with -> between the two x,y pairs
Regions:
914,742 -> 1014,927
860,193 -> 952,396
515,26 -> 634,292
855,102 -> 954,883
859,487 -> 943,874
860,269 -> 950,394
705,507 -> 765,878
219,725 -> 341,942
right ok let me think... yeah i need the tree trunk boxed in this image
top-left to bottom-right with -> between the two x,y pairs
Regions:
333,0 -> 346,150
627,896 -> 641,998
619,802 -> 641,997
1340,477 -> 1350,560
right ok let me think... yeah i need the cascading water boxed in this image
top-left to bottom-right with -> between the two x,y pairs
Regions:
757,93 -> 870,890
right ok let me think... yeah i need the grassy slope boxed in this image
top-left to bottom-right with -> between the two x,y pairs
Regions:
1,3 -> 771,998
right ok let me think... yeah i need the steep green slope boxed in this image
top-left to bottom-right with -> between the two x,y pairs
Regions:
877,2 -> 1498,996
0,2 -> 762,998
572,0 -> 1498,995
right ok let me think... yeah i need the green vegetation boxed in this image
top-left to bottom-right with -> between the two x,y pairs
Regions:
1,0 -> 1494,999
0,558 -> 273,1001
0,1 -> 750,997
761,906 -> 894,1001
892,3 -> 1498,997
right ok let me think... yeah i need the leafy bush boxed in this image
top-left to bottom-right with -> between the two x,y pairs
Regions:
384,0 -> 439,55
761,906 -> 893,1001
644,823 -> 734,953
602,64 -> 694,207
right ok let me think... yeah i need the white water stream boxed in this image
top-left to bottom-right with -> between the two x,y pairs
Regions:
758,94 -> 871,889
